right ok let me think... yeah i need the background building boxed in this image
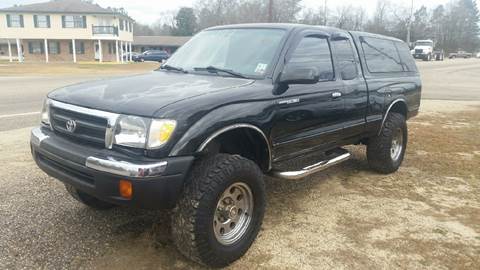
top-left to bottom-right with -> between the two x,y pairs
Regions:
132,36 -> 191,54
0,0 -> 134,63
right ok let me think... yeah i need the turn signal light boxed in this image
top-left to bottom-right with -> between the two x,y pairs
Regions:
119,180 -> 132,199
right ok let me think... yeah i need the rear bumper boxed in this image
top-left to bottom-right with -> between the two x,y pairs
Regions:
31,127 -> 194,209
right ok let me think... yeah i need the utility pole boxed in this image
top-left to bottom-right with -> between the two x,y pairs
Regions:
406,0 -> 414,46
324,0 -> 328,26
268,0 -> 273,23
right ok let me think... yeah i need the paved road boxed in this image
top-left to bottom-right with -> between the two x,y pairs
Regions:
1,59 -> 479,131
416,58 -> 480,100
0,75 -> 117,131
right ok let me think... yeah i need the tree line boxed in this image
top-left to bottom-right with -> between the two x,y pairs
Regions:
133,0 -> 480,52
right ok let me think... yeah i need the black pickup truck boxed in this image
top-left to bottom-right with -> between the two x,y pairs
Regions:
31,24 -> 421,267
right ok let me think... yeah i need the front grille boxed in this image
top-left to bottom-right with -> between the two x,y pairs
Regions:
415,49 -> 423,54
50,106 -> 108,147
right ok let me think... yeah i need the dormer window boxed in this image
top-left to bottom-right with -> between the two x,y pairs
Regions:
6,14 -> 24,28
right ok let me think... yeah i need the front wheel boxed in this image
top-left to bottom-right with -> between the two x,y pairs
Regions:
367,113 -> 408,174
171,154 -> 265,268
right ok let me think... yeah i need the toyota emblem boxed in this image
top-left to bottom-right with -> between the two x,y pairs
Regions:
66,119 -> 77,133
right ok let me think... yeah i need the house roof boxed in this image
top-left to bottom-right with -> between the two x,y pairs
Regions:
133,36 -> 191,47
0,0 -> 131,18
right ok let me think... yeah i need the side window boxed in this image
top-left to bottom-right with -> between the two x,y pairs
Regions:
288,36 -> 334,81
331,38 -> 358,80
395,42 -> 418,72
361,37 -> 403,73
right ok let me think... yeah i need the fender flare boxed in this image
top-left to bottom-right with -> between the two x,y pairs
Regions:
378,99 -> 408,135
197,123 -> 272,170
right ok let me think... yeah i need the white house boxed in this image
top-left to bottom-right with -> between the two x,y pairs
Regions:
0,0 -> 135,63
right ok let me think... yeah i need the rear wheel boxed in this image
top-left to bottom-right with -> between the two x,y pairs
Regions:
65,184 -> 116,210
367,113 -> 408,174
171,154 -> 265,268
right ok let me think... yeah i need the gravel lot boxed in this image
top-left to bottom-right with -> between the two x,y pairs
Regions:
0,60 -> 479,269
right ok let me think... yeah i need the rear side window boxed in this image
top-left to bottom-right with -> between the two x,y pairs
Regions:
361,37 -> 403,73
395,42 -> 418,72
331,38 -> 358,80
289,36 -> 334,81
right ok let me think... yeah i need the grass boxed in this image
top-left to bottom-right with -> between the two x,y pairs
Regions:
0,61 -> 160,76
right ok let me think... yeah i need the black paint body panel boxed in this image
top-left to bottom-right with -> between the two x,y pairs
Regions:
46,24 -> 421,167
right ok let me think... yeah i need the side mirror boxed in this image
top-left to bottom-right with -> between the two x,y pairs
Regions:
278,64 -> 320,85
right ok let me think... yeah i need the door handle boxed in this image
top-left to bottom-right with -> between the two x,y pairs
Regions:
332,92 -> 342,98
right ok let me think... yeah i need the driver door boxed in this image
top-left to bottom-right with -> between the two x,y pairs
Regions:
270,31 -> 345,162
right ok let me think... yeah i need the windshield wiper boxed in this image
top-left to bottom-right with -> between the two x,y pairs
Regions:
193,66 -> 248,79
160,64 -> 187,73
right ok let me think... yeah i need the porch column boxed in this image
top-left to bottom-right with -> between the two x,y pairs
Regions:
44,39 -> 49,63
7,39 -> 12,62
115,40 -> 119,63
98,39 -> 103,63
129,42 -> 132,62
72,39 -> 77,63
120,41 -> 124,63
16,38 -> 23,62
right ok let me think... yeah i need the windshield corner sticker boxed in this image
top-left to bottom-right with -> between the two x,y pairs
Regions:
255,63 -> 268,74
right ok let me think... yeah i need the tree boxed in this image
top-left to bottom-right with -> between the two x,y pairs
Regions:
365,0 -> 392,35
195,0 -> 302,31
268,0 -> 302,23
441,0 -> 480,52
299,7 -> 325,25
133,23 -> 155,36
411,6 -> 430,41
430,5 -> 446,48
173,7 -> 197,36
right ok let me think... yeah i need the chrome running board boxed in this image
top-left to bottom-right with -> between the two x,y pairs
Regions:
270,151 -> 351,180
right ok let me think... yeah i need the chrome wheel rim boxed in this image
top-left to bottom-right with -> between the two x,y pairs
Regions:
390,128 -> 403,161
213,182 -> 254,245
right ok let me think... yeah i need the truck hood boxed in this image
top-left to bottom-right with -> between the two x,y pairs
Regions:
48,71 -> 254,117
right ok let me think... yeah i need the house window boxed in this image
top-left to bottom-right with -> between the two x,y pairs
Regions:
48,41 -> 60,54
130,22 -> 133,32
69,41 -> 85,54
34,15 -> 50,28
7,14 -> 24,28
62,15 -> 86,28
28,41 -> 43,54
119,19 -> 124,31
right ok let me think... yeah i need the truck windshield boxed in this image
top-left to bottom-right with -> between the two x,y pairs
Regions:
416,42 -> 433,46
163,28 -> 286,78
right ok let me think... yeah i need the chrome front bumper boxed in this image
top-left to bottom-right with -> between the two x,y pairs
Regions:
31,127 -> 167,178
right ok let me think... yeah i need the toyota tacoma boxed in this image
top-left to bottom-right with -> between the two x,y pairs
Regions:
31,24 -> 421,267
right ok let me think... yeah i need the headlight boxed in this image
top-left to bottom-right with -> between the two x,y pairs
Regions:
114,116 -> 149,148
41,98 -> 51,126
147,119 -> 176,149
113,116 -> 176,149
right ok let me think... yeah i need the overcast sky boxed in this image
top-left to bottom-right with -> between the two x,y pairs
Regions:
0,0 -> 453,24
